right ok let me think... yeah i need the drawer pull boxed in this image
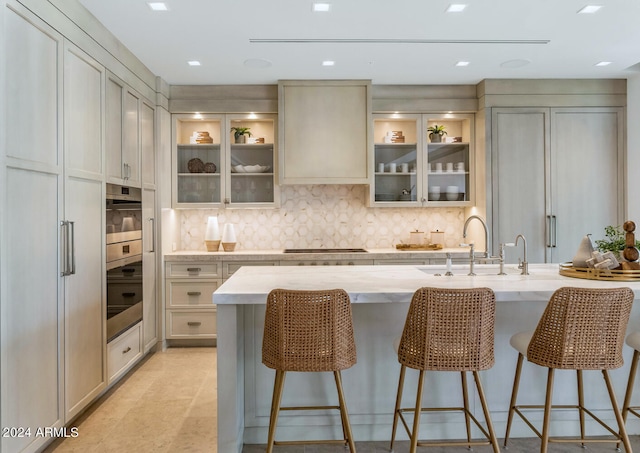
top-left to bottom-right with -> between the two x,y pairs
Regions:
187,291 -> 202,296
122,292 -> 136,297
122,346 -> 131,354
187,267 -> 201,273
187,321 -> 202,327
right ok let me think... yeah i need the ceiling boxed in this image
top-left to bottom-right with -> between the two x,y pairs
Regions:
78,0 -> 640,86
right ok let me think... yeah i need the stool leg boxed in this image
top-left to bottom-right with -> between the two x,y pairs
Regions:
390,365 -> 406,451
411,370 -> 426,453
622,350 -> 640,423
266,370 -> 286,453
334,370 -> 356,453
504,352 -> 524,447
460,371 -> 472,447
603,369 -> 632,452
576,369 -> 585,446
619,350 -> 640,449
541,368 -> 555,453
473,371 -> 500,453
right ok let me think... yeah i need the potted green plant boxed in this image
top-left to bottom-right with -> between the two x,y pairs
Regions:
595,225 -> 640,259
230,127 -> 252,144
427,124 -> 447,143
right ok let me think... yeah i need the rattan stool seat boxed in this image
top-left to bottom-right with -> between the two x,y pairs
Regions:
262,288 -> 357,452
504,286 -> 634,453
390,287 -> 500,453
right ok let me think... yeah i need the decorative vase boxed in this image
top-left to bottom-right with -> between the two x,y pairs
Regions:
572,234 -> 594,267
430,134 -> 442,143
221,223 -> 237,252
204,216 -> 221,252
235,135 -> 246,144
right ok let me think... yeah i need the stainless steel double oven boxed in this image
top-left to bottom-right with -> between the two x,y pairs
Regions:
106,183 -> 143,342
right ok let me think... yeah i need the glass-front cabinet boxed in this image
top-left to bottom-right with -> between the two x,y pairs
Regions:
172,113 -> 277,208
370,113 -> 474,207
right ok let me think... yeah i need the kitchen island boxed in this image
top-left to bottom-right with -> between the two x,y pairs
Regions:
213,264 -> 640,453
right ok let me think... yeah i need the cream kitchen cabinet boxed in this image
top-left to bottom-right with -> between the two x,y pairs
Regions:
106,71 -> 155,188
278,80 -> 372,184
2,7 -> 106,452
143,188 -> 158,352
172,113 -> 278,208
370,113 -> 474,207
108,321 -> 143,384
490,107 -> 624,262
165,262 -> 222,340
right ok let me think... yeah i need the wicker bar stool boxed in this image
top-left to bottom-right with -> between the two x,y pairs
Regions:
390,287 -> 500,453
262,288 -> 357,452
503,286 -> 634,453
620,332 -> 640,434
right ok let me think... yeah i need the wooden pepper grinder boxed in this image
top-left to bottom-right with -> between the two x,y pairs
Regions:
621,220 -> 640,270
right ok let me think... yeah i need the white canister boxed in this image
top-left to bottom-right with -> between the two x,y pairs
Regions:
400,163 -> 409,173
377,163 -> 385,173
431,230 -> 445,247
221,223 -> 237,251
409,230 -> 424,245
434,162 -> 442,173
446,162 -> 454,172
389,163 -> 397,173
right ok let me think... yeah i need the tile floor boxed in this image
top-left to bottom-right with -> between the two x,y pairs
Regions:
44,347 -> 640,452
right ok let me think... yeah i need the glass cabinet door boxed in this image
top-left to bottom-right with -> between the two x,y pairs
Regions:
424,114 -> 473,205
226,114 -> 277,206
173,114 -> 224,207
372,114 -> 421,205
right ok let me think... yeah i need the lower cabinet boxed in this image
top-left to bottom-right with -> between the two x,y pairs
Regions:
108,322 -> 143,384
165,262 -> 222,340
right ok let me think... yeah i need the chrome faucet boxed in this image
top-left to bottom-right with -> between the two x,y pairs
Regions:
462,215 -> 491,259
515,234 -> 529,275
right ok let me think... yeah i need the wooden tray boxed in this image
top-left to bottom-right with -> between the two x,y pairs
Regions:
559,262 -> 640,282
395,244 -> 443,251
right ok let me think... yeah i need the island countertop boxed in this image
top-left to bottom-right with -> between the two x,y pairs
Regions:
215,263 -> 640,452
213,263 -> 640,305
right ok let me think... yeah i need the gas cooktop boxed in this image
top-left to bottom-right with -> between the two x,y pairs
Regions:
283,248 -> 368,253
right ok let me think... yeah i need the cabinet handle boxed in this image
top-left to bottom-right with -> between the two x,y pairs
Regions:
148,217 -> 155,253
187,267 -> 201,273
187,321 -> 202,327
122,346 -> 131,354
60,220 -> 76,276
187,291 -> 202,296
122,292 -> 136,297
551,215 -> 557,248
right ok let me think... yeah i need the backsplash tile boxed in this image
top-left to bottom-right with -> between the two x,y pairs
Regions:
178,185 -> 465,251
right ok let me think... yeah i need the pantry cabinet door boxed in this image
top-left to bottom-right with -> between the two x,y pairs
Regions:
551,107 -> 623,262
491,108 -> 550,263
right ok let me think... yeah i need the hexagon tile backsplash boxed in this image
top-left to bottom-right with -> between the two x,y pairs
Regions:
179,185 -> 465,251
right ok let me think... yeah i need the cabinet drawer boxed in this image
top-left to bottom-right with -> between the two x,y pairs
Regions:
166,262 -> 221,278
167,280 -> 219,308
166,311 -> 216,338
108,322 -> 142,383
222,260 -> 278,279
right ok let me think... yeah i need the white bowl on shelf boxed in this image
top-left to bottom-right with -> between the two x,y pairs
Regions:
446,186 -> 459,201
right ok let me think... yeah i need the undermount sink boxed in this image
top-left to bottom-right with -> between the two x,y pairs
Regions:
283,248 -> 368,253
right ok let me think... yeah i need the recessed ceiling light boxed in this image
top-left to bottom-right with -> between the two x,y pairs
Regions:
188,60 -> 201,66
243,58 -> 272,68
313,3 -> 331,12
446,4 -> 467,12
595,61 -> 612,66
322,60 -> 335,66
456,61 -> 470,66
578,5 -> 602,13
500,59 -> 531,68
147,2 -> 169,11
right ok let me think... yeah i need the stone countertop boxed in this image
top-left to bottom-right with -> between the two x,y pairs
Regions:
213,263 -> 640,305
164,247 -> 471,262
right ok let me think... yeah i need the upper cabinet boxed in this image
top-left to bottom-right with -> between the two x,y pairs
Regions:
278,80 -> 372,184
106,71 -> 154,188
172,113 -> 278,208
370,113 -> 474,207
